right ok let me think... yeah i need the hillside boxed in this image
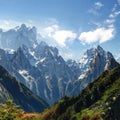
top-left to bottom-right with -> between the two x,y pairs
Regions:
38,66 -> 120,120
0,65 -> 48,112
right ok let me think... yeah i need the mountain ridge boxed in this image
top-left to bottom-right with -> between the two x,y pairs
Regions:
67,45 -> 119,95
0,65 -> 48,112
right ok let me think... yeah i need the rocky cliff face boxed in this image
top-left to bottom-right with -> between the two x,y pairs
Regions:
18,42 -> 75,105
0,42 -> 75,105
67,46 -> 119,95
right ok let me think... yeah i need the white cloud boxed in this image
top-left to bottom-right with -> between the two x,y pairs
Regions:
88,9 -> 99,15
109,4 -> 120,19
79,27 -> 114,44
112,4 -> 117,12
88,1 -> 103,15
114,11 -> 120,16
91,22 -> 102,27
109,11 -> 120,18
94,2 -> 103,9
60,52 -> 74,60
105,19 -> 115,24
0,20 -> 21,30
105,4 -> 120,28
44,18 -> 59,25
53,30 -> 77,46
86,3 -> 120,45
42,24 -> 59,38
42,24 -> 77,47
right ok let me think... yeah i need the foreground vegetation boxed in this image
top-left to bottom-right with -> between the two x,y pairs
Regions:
1,66 -> 120,120
38,66 -> 120,120
0,99 -> 40,120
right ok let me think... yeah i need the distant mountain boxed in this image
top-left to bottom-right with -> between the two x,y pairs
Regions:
67,45 -> 119,95
15,42 -> 75,105
0,24 -> 37,50
0,42 -> 75,105
39,66 -> 120,120
0,65 -> 48,112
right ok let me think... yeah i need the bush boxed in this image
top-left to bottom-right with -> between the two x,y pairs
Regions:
0,99 -> 24,120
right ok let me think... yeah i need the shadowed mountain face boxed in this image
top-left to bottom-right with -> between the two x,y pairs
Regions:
0,65 -> 48,112
39,66 -> 120,120
0,25 -> 119,105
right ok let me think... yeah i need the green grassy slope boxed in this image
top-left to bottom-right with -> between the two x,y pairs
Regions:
39,66 -> 120,120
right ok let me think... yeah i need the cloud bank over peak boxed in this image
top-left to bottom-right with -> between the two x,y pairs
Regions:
42,24 -> 77,47
52,30 -> 77,46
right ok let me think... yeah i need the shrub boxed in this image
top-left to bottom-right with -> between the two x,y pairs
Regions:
0,99 -> 24,120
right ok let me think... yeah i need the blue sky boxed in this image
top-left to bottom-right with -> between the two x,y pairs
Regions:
0,0 -> 120,60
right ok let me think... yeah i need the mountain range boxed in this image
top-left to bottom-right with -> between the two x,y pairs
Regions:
0,24 -> 119,106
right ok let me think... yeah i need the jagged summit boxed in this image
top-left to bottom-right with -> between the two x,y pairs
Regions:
19,24 -> 27,30
14,24 -> 36,32
96,45 -> 103,50
67,45 -> 119,95
0,24 -> 37,50
83,45 -> 106,57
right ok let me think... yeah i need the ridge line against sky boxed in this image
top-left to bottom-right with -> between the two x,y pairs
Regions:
0,0 -> 120,60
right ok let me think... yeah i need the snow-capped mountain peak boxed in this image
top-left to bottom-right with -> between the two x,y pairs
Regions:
68,45 -> 119,95
79,45 -> 112,72
0,24 -> 37,50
